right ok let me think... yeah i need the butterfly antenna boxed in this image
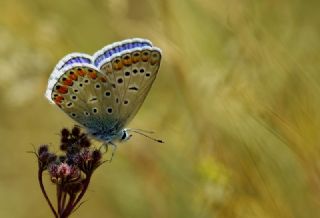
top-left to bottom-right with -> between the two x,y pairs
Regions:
130,128 -> 155,134
130,130 -> 164,143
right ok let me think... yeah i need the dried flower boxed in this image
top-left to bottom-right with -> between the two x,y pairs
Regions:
34,126 -> 107,218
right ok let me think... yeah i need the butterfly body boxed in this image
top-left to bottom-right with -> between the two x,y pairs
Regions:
46,38 -> 161,144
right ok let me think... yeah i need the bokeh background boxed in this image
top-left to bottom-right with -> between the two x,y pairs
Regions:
1,0 -> 320,217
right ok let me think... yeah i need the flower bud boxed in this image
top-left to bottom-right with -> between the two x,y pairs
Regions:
72,126 -> 80,137
48,163 -> 59,178
38,144 -> 48,156
79,137 -> 91,148
61,128 -> 70,142
92,149 -> 102,162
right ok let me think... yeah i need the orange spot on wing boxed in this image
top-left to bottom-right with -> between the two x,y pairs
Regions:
69,74 -> 78,80
122,56 -> 132,66
89,71 -> 97,79
141,55 -> 149,62
57,85 -> 68,94
100,77 -> 107,83
54,95 -> 64,104
77,69 -> 86,76
63,79 -> 73,86
132,55 -> 140,63
113,59 -> 123,70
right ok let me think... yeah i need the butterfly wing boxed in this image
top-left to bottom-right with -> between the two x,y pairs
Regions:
46,54 -> 119,137
46,38 -> 162,141
93,38 -> 162,131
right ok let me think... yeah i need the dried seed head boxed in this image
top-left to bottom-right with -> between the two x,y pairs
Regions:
48,163 -> 59,178
79,137 -> 91,148
38,144 -> 48,156
58,163 -> 71,177
92,149 -> 102,163
72,126 -> 80,137
64,181 -> 83,194
47,153 -> 57,164
79,148 -> 92,161
61,128 -> 70,138
59,155 -> 67,163
69,165 -> 81,178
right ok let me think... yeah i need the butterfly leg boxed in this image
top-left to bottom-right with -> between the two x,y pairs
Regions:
105,142 -> 117,163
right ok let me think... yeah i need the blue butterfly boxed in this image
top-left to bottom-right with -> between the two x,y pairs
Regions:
45,38 -> 162,159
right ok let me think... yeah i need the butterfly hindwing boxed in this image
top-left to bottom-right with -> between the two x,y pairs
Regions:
49,64 -> 118,131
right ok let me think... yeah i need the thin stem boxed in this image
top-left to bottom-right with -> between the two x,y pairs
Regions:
38,169 -> 58,218
61,191 -> 67,213
61,193 -> 76,218
72,173 -> 91,208
57,183 -> 62,215
62,173 -> 92,218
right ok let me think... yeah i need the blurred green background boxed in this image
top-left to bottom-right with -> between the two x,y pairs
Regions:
1,0 -> 320,217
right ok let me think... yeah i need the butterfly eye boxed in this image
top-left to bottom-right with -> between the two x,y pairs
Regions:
146,73 -> 151,77
84,111 -> 90,116
140,68 -> 145,73
70,112 -> 77,117
133,69 -> 138,74
84,79 -> 90,84
124,100 -> 129,105
125,71 -> 130,77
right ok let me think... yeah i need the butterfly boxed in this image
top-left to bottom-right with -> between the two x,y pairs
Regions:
45,38 -> 162,158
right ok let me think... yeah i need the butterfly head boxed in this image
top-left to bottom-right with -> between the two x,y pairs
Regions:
119,128 -> 132,141
89,128 -> 132,143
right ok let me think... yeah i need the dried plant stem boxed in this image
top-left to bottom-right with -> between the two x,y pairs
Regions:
62,194 -> 76,218
36,127 -> 103,218
57,184 -> 62,215
62,173 -> 92,217
61,191 -> 67,212
38,169 -> 58,218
